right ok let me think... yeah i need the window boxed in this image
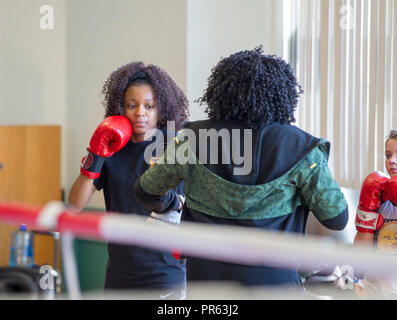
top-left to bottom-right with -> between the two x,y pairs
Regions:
283,0 -> 397,189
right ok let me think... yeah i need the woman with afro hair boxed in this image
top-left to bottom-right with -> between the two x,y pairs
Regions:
69,61 -> 189,298
134,46 -> 348,290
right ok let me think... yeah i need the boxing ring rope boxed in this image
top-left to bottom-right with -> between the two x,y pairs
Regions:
1,200 -> 397,298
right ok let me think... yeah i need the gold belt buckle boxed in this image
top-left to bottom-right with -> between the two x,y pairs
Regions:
377,221 -> 397,252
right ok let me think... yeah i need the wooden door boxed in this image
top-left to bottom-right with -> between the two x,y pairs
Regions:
0,126 -> 61,268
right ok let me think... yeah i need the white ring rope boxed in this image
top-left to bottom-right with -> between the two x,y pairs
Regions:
1,200 -> 397,281
36,201 -> 65,229
100,213 -> 397,280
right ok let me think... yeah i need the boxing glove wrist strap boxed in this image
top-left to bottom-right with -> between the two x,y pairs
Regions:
80,149 -> 106,179
355,208 -> 384,233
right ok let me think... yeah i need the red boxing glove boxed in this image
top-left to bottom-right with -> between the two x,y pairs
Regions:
382,176 -> 397,206
81,116 -> 132,179
355,171 -> 388,233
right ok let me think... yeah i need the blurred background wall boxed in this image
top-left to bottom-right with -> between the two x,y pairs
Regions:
0,0 -> 282,209
187,0 -> 282,120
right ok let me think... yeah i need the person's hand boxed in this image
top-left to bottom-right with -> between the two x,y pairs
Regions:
147,195 -> 185,260
177,194 -> 185,211
147,195 -> 185,227
80,116 -> 132,179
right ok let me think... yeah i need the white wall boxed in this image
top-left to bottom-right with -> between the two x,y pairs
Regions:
0,0 -> 66,125
0,0 -> 67,192
0,0 -> 282,210
187,0 -> 283,121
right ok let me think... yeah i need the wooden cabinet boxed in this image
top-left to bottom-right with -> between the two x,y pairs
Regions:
0,125 -> 61,267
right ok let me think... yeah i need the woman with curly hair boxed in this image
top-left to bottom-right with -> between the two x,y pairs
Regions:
69,61 -> 189,298
134,46 -> 348,290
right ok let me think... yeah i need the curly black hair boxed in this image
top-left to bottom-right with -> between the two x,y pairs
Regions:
102,61 -> 189,131
197,46 -> 303,130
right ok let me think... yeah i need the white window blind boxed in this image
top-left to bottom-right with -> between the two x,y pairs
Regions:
283,0 -> 397,189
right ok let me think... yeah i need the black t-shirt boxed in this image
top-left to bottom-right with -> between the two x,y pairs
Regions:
94,134 -> 185,290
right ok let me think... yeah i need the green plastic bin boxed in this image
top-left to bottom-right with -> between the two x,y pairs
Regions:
62,207 -> 108,292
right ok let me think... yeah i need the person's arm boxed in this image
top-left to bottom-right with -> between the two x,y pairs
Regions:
295,145 -> 348,230
69,115 -> 132,212
134,178 -> 182,213
320,206 -> 349,231
354,176 -> 397,246
134,136 -> 185,213
353,232 -> 375,246
353,171 -> 388,246
68,174 -> 97,212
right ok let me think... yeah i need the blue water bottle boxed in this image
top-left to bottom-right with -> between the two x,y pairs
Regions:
9,224 -> 34,267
